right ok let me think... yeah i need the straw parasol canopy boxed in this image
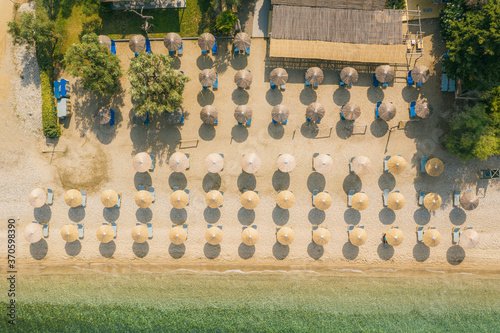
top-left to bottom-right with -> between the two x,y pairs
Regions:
277,227 -> 295,245
375,65 -> 394,83
424,193 -> 442,211
425,158 -> 444,176
460,191 -> 479,210
234,105 -> 253,124
415,99 -> 432,118
198,32 -> 216,50
101,189 -> 119,208
460,229 -> 479,248
171,190 -> 189,209
234,70 -> 253,89
305,67 -> 324,86
277,154 -> 296,173
206,190 -> 223,208
411,65 -> 430,84
97,225 -> 114,243
166,107 -> 184,125
199,69 -> 217,87
349,227 -> 367,246
241,153 -> 261,174
313,154 -> 333,174
205,153 -> 224,173
241,227 -> 259,246
270,68 -> 288,86
423,229 -> 441,247
135,190 -> 153,208
99,35 -> 111,50
387,156 -> 407,175
352,156 -> 372,176
340,67 -> 359,85
64,189 -> 83,207
24,223 -> 43,243
129,35 -> 146,53
205,227 -> 223,245
387,192 -> 405,210
385,228 -> 404,246
378,102 -> 397,121
131,224 -> 148,243
61,224 -> 78,242
313,227 -> 331,246
314,192 -> 332,210
241,191 -> 260,209
277,190 -> 295,209
200,105 -> 218,125
97,107 -> 111,125
271,105 -> 290,123
306,102 -> 325,122
169,226 -> 187,245
164,32 -> 182,51
352,192 -> 369,211
234,32 -> 251,50
133,152 -> 152,173
29,188 -> 47,208
169,152 -> 189,172
341,103 -> 361,120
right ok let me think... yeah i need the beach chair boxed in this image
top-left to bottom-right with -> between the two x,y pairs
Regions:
113,193 -> 121,208
110,40 -> 116,55
382,82 -> 388,88
347,225 -> 355,236
246,118 -> 252,126
441,73 -> 448,92
60,79 -> 68,97
245,46 -> 250,55
179,112 -> 185,124
416,226 -> 424,242
144,112 -> 149,125
173,186 -> 178,192
452,227 -> 460,244
149,154 -> 155,172
109,109 -> 115,126
305,79 -> 311,87
169,50 -> 175,56
178,43 -> 183,55
147,223 -> 153,238
383,189 -> 389,207
213,75 -> 218,90
150,187 -> 155,203
448,78 -> 456,92
420,156 -> 428,174
375,101 -> 382,118
80,190 -> 86,208
280,83 -> 286,90
212,38 -> 218,54
339,75 -> 345,87
185,153 -> 190,169
418,190 -> 427,206
312,153 -> 318,170
416,82 -> 422,87
270,81 -> 277,89
407,70 -> 414,86
43,223 -> 49,237
54,81 -> 61,99
409,101 -> 416,118
135,52 -> 138,57
383,156 -> 391,172
78,224 -> 84,239
349,157 -> 355,173
373,73 -> 379,87
312,190 -> 319,207
202,49 -> 207,54
234,45 -> 240,54
347,190 -> 354,207
453,190 -> 461,207
139,185 -> 146,191
47,188 -> 53,205
111,222 -> 117,238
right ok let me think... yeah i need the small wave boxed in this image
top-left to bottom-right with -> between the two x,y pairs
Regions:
424,269 -> 445,274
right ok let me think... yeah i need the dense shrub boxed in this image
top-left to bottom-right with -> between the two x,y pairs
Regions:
216,10 -> 238,35
41,71 -> 61,138
385,0 -> 406,9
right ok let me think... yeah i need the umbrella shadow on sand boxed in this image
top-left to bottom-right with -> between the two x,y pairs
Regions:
238,243 -> 255,259
136,208 -> 153,223
378,173 -> 396,191
238,208 -> 255,225
379,208 -> 396,225
103,207 -> 120,222
169,172 -> 187,190
203,173 -> 222,192
413,243 -> 430,262
300,122 -> 319,139
272,170 -> 290,191
34,205 -> 52,223
65,240 -> 82,256
197,89 -> 215,106
170,209 -> 187,224
204,243 -> 221,259
307,242 -> 324,260
335,120 -> 354,139
204,207 -> 221,223
272,242 -> 290,260
272,206 -> 290,226
342,242 -> 359,260
30,239 -> 48,260
169,243 -> 186,259
307,172 -> 325,193
308,209 -> 325,225
199,123 -> 216,141
377,243 -> 394,260
134,172 -> 152,190
266,89 -> 283,106
133,242 -> 149,258
196,54 -> 213,70
342,173 -> 362,194
99,241 -> 116,258
231,125 -> 249,143
447,245 -> 466,265
268,123 -> 285,140
68,207 -> 85,222
449,207 -> 466,225
237,172 -> 256,192
344,209 -> 361,225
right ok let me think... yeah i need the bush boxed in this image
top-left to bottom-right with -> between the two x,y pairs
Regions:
41,71 -> 61,138
385,0 -> 405,9
216,10 -> 238,35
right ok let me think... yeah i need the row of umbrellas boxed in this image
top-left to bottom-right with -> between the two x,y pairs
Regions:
199,69 -> 253,89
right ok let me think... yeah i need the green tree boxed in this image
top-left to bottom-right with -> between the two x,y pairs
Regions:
8,10 -> 57,49
385,0 -> 405,9
216,10 -> 238,35
128,53 -> 189,116
63,33 -> 122,97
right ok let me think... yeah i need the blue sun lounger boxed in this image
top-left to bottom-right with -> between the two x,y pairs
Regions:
110,40 -> 116,55
234,46 -> 240,54
109,109 -> 115,126
410,101 -> 416,118
145,39 -> 151,54
60,79 -> 68,98
54,81 -> 61,99
178,43 -> 183,55
339,75 -> 345,87
212,38 -> 218,54
245,46 -> 250,55
441,73 -> 449,92
375,101 -> 381,118
270,81 -> 277,89
213,74 -> 219,89
373,73 -> 379,87
407,70 -> 414,86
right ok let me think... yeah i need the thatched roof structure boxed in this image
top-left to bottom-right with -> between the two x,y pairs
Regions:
271,0 -> 385,11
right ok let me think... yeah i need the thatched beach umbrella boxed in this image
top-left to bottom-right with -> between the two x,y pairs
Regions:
425,158 -> 444,176
352,156 -> 372,176
272,105 -> 289,124
164,33 -> 182,51
277,227 -> 295,245
131,224 -> 148,243
375,65 -> 394,83
314,192 -> 332,211
378,102 -> 397,121
101,189 -> 119,208
387,192 -> 405,210
129,35 -> 146,53
460,191 -> 479,210
61,224 -> 78,242
387,156 -> 407,175
29,188 -> 47,208
305,67 -> 324,86
99,35 -> 111,50
205,153 -> 224,173
97,107 -> 111,125
314,154 -> 333,174
199,69 -> 217,87
133,152 -> 152,173
277,154 -> 296,173
306,102 -> 325,122
277,190 -> 295,209
241,191 -> 260,209
349,227 -> 367,246
340,67 -> 359,85
424,193 -> 442,211
198,32 -> 216,50
385,228 -> 404,246
341,103 -> 361,120
169,226 -> 187,245
270,68 -> 288,86
234,105 -> 252,124
423,228 -> 441,247
313,227 -> 331,246
200,105 -> 218,125
234,70 -> 252,89
460,229 -> 479,248
234,32 -> 251,50
351,192 -> 369,211
166,107 -> 184,125
241,228 -> 259,246
411,65 -> 430,84
171,190 -> 189,209
206,190 -> 223,208
135,190 -> 153,208
64,189 -> 82,207
24,223 -> 43,243
415,99 -> 432,118
241,153 -> 261,173
96,225 -> 114,243
169,152 -> 189,172
205,227 -> 223,245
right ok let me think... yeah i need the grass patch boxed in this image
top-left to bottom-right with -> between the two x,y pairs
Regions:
54,6 -> 86,62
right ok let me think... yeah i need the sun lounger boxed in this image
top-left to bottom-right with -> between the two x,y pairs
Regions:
109,109 -> 115,126
441,73 -> 448,92
339,75 -> 345,87
270,81 -> 277,89
80,190 -> 86,208
185,153 -> 190,169
246,118 -> 252,126
383,155 -> 390,172
47,188 -> 53,205
410,101 -> 416,117
135,52 -> 138,57
452,227 -> 460,244
78,224 -> 84,239
383,189 -> 389,207
150,187 -> 155,203
347,190 -> 354,207
116,193 -> 121,208
234,46 -> 240,54
169,50 -> 175,55
305,79 -> 311,87
54,81 -> 61,99
448,78 -> 455,92
60,79 -> 68,97
147,222 -> 153,238
407,70 -> 414,86
144,112 -> 149,125
280,84 -> 286,90
420,156 -> 428,174
179,112 -> 185,124
348,225 -> 354,236
416,226 -> 424,242
453,190 -> 461,207
43,223 -> 49,237
110,40 -> 116,55
149,154 -> 155,172
213,76 -> 218,89
373,73 -> 379,87
312,190 -> 319,206
178,43 -> 183,55
382,82 -> 388,88
111,222 -> 117,238
183,223 -> 188,234
418,190 -> 427,206
212,38 -> 218,54
479,169 -> 500,179
349,157 -> 355,173
202,49 -> 207,54
417,82 -> 422,87
139,185 -> 146,191
245,46 -> 250,55
375,101 -> 382,118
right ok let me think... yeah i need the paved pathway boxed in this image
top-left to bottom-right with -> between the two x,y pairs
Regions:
252,0 -> 270,37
